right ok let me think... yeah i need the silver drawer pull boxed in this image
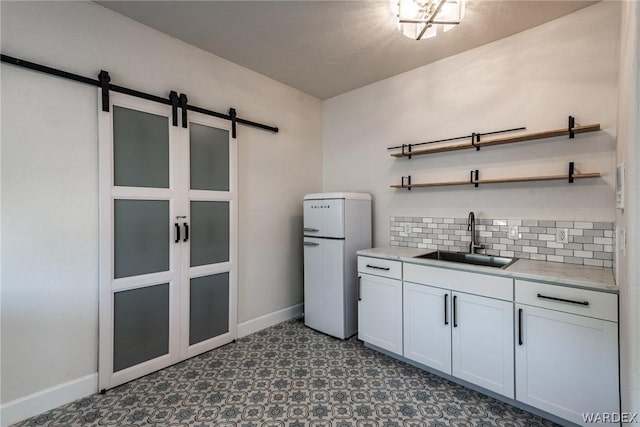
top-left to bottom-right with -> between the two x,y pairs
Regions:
366,264 -> 390,271
303,241 -> 319,246
304,228 -> 319,232
537,293 -> 589,306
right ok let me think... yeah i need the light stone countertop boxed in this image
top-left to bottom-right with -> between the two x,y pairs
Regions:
357,246 -> 617,293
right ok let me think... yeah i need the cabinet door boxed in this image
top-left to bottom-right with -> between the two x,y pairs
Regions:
515,304 -> 619,426
403,282 -> 451,374
452,292 -> 514,398
358,273 -> 403,354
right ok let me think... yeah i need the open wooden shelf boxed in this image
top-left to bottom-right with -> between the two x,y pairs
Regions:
390,123 -> 601,158
391,166 -> 601,190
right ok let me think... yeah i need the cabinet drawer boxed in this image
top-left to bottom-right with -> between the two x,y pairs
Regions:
404,263 -> 513,301
515,280 -> 617,322
357,256 -> 402,280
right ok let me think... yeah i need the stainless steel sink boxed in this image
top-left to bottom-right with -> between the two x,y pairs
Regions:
415,251 -> 518,269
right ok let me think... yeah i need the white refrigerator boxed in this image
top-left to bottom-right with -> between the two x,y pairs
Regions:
303,192 -> 371,339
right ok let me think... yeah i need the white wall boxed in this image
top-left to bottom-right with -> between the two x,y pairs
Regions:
616,0 -> 640,415
323,2 -> 619,247
0,0 -> 322,408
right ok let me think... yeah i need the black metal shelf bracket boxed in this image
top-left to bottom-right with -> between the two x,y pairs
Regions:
401,175 -> 412,190
169,91 -> 179,127
179,93 -> 188,129
568,161 -> 575,183
401,144 -> 413,159
229,108 -> 237,139
470,169 -> 479,187
98,70 -> 110,112
568,115 -> 575,139
471,132 -> 480,151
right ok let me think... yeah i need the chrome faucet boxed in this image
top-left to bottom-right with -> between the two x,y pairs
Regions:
467,211 -> 485,254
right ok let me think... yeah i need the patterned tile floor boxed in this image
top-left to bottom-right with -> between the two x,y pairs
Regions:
16,319 -> 557,426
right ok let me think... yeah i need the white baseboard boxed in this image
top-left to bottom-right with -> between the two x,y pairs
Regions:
0,306 -> 303,426
0,373 -> 97,427
237,303 -> 303,338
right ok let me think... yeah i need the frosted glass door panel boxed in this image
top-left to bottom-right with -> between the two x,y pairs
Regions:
190,123 -> 229,191
189,273 -> 230,345
190,201 -> 229,267
113,106 -> 169,188
113,283 -> 170,372
114,199 -> 169,278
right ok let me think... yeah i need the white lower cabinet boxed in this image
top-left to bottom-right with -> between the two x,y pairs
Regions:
403,281 -> 514,398
357,256 -> 620,426
403,282 -> 452,373
515,282 -> 619,426
452,292 -> 514,398
357,272 -> 403,354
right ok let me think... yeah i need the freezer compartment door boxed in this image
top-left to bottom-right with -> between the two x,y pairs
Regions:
303,199 -> 345,238
303,238 -> 346,338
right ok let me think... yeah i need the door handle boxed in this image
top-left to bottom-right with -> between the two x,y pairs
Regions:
303,241 -> 319,246
183,222 -> 189,242
303,228 -> 319,232
358,276 -> 362,301
366,264 -> 390,271
453,295 -> 458,328
174,223 -> 180,243
518,308 -> 523,346
536,293 -> 589,306
444,293 -> 449,325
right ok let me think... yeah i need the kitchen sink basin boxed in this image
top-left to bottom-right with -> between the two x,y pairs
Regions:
414,251 -> 518,269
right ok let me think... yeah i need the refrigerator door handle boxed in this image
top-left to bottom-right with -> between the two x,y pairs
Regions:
303,227 -> 319,232
303,241 -> 320,246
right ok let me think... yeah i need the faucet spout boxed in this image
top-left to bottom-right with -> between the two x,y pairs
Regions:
467,211 -> 484,254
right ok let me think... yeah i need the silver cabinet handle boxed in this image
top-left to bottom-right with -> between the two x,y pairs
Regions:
303,241 -> 319,246
358,276 -> 362,301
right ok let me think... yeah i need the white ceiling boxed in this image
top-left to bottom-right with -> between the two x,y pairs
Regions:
97,1 -> 597,100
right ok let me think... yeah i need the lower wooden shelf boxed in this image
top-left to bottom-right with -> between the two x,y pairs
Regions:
391,164 -> 601,190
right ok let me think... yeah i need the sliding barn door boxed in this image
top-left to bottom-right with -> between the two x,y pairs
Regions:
180,112 -> 237,359
98,93 -> 237,391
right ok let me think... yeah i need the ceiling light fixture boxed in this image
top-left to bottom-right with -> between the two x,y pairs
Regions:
397,0 -> 465,41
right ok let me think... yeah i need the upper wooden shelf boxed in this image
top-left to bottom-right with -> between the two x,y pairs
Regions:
390,123 -> 601,158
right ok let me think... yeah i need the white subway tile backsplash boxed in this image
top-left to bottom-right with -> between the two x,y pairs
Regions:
574,250 -> 593,258
594,237 -> 613,245
556,221 -> 574,228
390,216 -> 614,267
575,221 -> 594,229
